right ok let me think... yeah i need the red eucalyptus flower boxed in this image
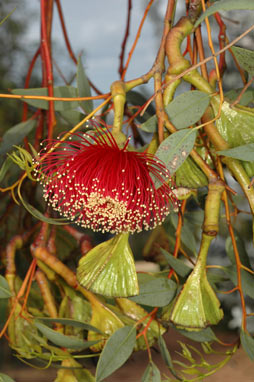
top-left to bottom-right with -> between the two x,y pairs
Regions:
36,129 -> 178,234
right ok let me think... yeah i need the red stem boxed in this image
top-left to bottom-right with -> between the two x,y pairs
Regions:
40,0 -> 55,140
214,12 -> 226,76
121,0 -> 155,80
55,0 -> 77,65
119,0 -> 132,77
22,47 -> 41,122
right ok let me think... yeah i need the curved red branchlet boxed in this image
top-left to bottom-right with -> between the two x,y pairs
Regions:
35,129 -> 179,234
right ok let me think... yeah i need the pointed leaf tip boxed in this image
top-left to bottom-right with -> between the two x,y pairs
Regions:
0,275 -> 12,298
0,373 -> 16,382
195,0 -> 254,28
240,330 -> 254,360
96,326 -> 136,382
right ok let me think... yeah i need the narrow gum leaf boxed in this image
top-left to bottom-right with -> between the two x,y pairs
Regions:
34,321 -> 99,349
140,90 -> 210,132
96,326 -> 136,382
154,128 -> 197,179
35,317 -> 103,334
170,262 -> 223,330
12,86 -> 79,111
195,0 -> 254,27
217,143 -> 254,161
0,275 -> 12,298
129,277 -> 176,307
160,248 -> 191,278
0,119 -> 36,156
88,300 -> 124,352
164,90 -> 210,130
240,329 -> 254,360
77,233 -> 139,297
0,373 -> 16,382
0,157 -> 13,184
19,197 -> 70,225
142,362 -> 161,382
231,46 -> 254,77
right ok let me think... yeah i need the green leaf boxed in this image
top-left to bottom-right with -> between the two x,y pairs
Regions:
77,57 -> 93,114
165,91 -> 210,129
140,91 -> 210,133
225,88 -> 254,106
195,0 -> 254,27
0,275 -> 12,299
0,373 -> 16,382
218,143 -> 254,161
36,317 -> 103,334
142,362 -> 161,382
77,233 -> 139,297
96,326 -> 136,382
0,119 -> 36,156
170,213 -> 197,256
126,90 -> 155,123
20,197 -> 70,225
226,233 -> 251,268
130,276 -> 176,307
140,114 -> 157,133
177,327 -> 217,342
240,329 -> 254,360
158,335 -> 173,368
154,129 -> 197,180
0,157 -> 13,183
12,86 -> 80,111
224,267 -> 254,299
34,321 -> 99,349
160,248 -> 192,278
59,110 -> 82,126
231,46 -> 254,77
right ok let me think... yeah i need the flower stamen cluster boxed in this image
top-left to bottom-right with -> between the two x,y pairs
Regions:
34,130 -> 179,234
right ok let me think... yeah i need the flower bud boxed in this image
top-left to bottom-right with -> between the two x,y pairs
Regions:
175,157 -> 208,188
77,233 -> 139,297
170,257 -> 223,330
88,300 -> 124,352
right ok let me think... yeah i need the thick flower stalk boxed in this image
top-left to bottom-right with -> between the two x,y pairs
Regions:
35,129 -> 178,234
